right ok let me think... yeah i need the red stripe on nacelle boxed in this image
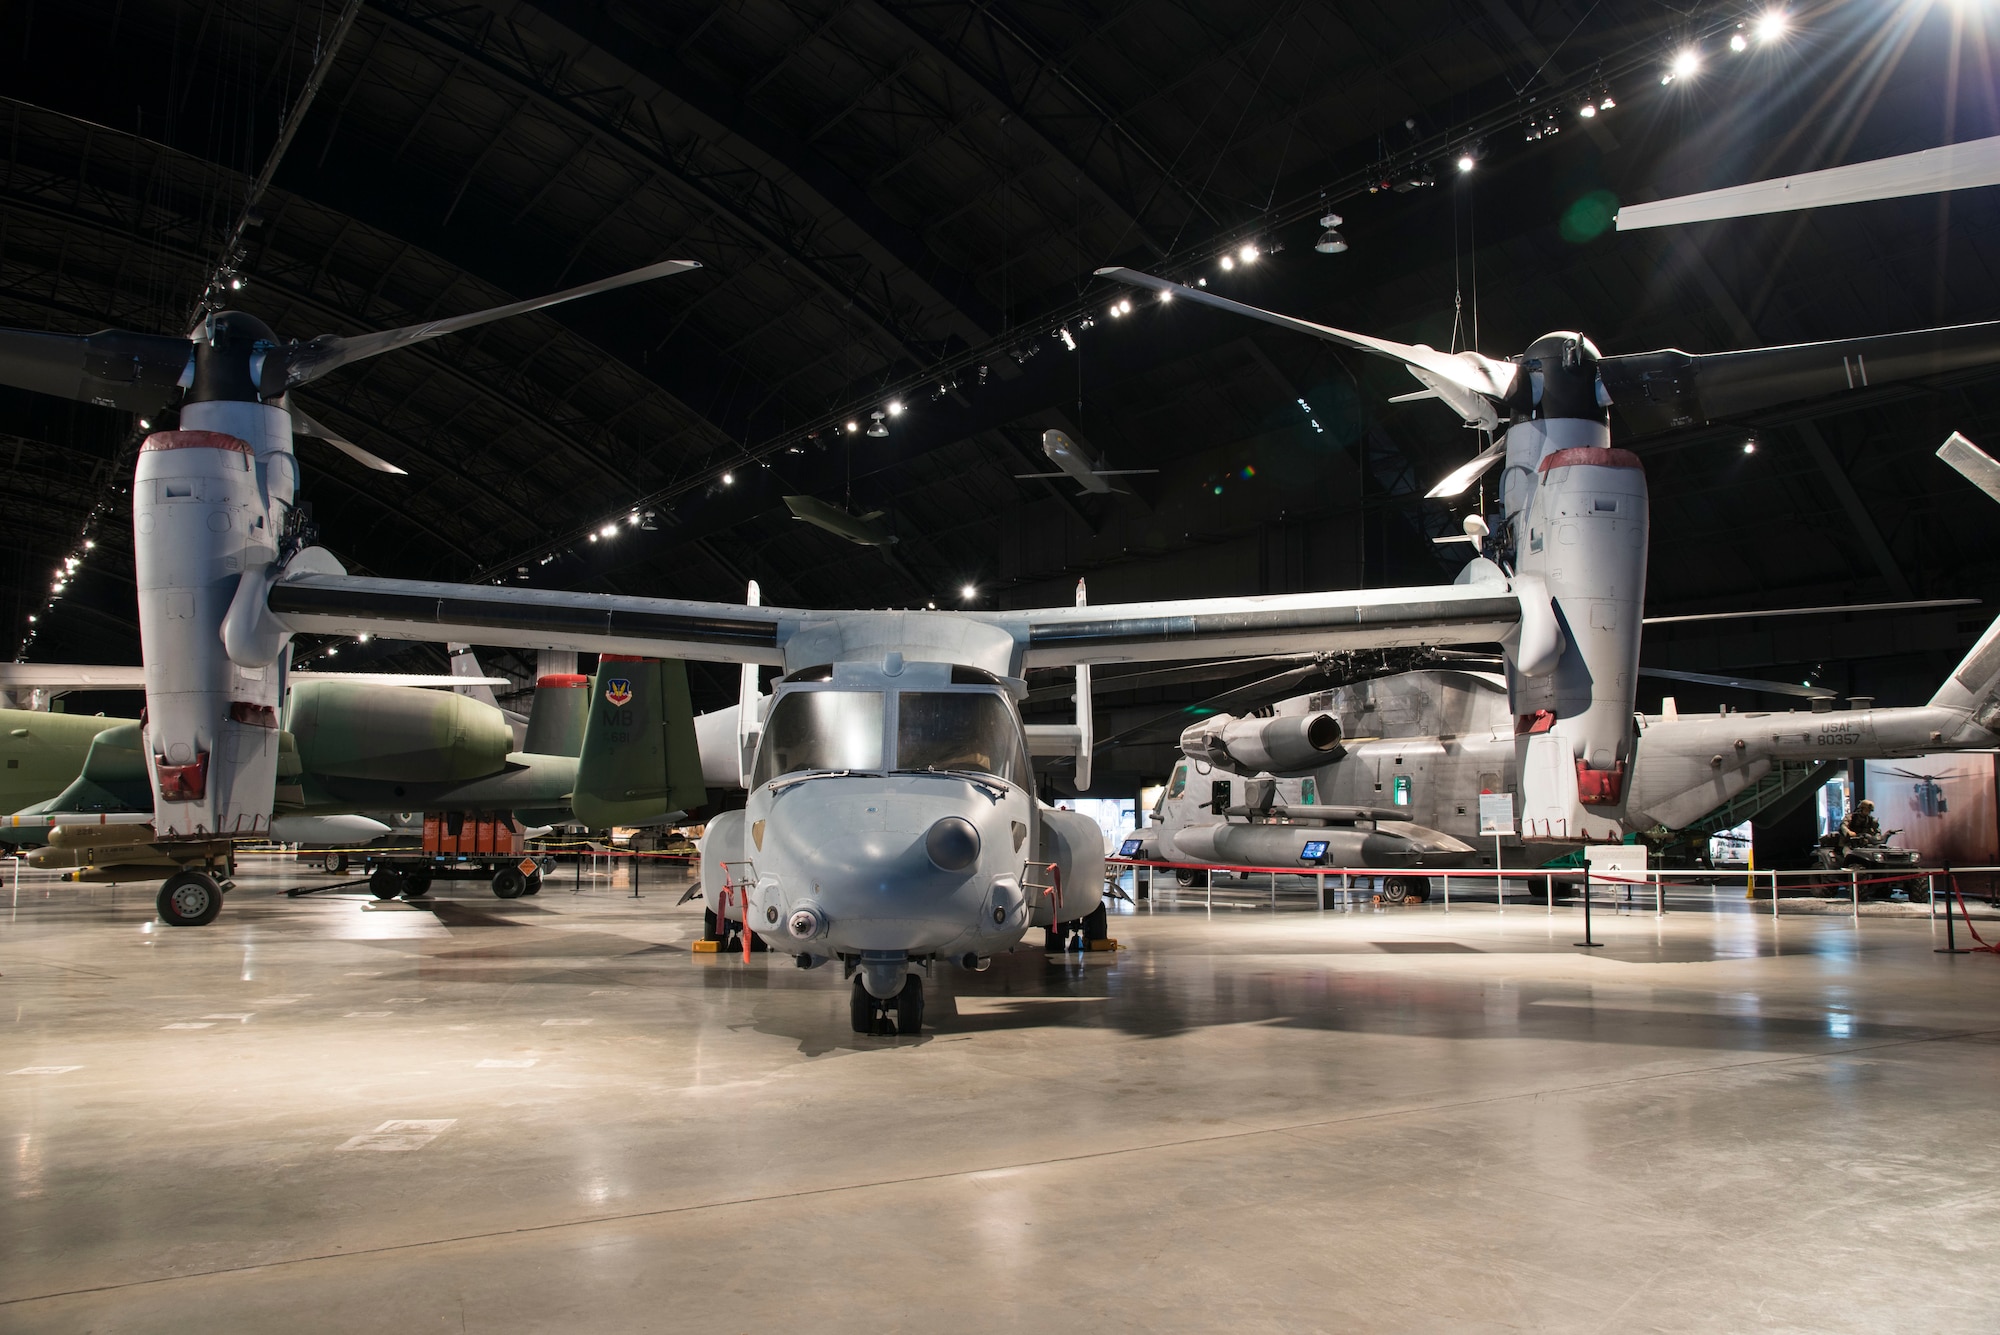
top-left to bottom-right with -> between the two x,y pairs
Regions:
599,653 -> 653,663
1537,446 -> 1643,474
535,674 -> 590,688
140,429 -> 253,455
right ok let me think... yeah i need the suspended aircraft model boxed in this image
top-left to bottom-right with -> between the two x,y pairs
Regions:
783,493 -> 899,548
1015,428 -> 1159,495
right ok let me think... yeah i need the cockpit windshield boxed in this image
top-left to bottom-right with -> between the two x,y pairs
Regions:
751,690 -> 884,787
895,692 -> 1027,785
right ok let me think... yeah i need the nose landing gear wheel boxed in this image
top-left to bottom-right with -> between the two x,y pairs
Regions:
368,867 -> 405,900
850,977 -> 876,1034
1380,878 -> 1415,906
157,871 -> 223,927
894,974 -> 925,1035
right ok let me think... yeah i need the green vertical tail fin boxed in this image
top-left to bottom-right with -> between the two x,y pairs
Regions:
572,658 -> 707,828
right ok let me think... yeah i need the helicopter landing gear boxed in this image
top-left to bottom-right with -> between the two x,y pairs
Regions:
850,972 -> 924,1035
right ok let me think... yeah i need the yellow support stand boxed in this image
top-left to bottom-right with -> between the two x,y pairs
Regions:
691,939 -> 723,953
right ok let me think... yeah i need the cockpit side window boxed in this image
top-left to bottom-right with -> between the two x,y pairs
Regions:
1166,763 -> 1188,799
895,692 -> 1028,785
751,689 -> 884,787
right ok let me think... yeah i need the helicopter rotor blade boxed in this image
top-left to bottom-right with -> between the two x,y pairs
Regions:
282,258 -> 701,388
1615,135 -> 2000,231
1598,321 -> 2000,438
0,326 -> 190,412
288,403 -> 408,475
1094,266 -> 1516,427
1639,666 -> 1836,699
1642,597 -> 1977,626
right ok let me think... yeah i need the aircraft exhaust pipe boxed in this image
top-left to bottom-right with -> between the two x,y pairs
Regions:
1180,712 -> 1344,777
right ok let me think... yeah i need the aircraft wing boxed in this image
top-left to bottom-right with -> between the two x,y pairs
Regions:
269,572 -> 1532,674
980,584 -> 1524,669
269,574 -> 793,665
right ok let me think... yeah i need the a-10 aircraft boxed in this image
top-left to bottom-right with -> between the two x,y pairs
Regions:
0,659 -> 703,907
6,254 -> 2000,1034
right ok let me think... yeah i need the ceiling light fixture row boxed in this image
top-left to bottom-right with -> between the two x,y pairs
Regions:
1667,8 -> 1788,84
462,11 -> 1772,588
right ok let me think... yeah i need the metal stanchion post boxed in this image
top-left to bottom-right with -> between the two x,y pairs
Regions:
1771,870 -> 1779,922
1928,872 -> 1936,919
1271,870 -> 1276,912
1576,866 -> 1603,948
1850,868 -> 1858,923
631,851 -> 643,899
1938,866 -> 1969,954
1443,873 -> 1450,912
1547,872 -> 1554,912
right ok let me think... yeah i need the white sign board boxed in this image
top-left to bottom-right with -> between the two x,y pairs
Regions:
1477,792 -> 1516,836
1583,845 -> 1649,876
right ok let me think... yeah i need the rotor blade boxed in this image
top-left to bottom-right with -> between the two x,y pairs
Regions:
284,259 -> 701,387
1640,666 -> 1835,699
1615,135 -> 2000,231
1013,472 -> 1067,479
0,326 -> 190,412
1425,439 -> 1507,498
1937,431 -> 2000,504
1643,597 -> 1977,626
1094,267 -> 1517,420
1088,469 -> 1159,476
1599,322 -> 2000,437
289,403 -> 408,475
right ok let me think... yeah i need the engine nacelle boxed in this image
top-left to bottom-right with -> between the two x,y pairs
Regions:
1033,804 -> 1105,926
1180,712 -> 1344,777
286,680 -> 513,783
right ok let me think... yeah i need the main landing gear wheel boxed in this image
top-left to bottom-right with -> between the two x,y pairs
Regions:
368,867 -> 405,900
321,852 -> 348,874
1176,869 -> 1198,887
1045,923 -> 1070,952
1082,904 -> 1109,946
492,867 -> 528,899
895,974 -> 925,1035
157,871 -> 223,927
850,977 -> 876,1034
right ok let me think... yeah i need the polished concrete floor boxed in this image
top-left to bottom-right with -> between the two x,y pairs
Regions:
3,857 -> 1998,1332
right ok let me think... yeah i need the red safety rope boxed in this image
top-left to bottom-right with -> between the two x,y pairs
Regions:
1948,874 -> 2000,954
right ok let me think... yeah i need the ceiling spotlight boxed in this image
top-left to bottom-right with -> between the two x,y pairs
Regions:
1157,289 -> 1173,303
1578,101 -> 1597,119
1219,255 -> 1235,271
1598,91 -> 1615,109
137,418 -> 150,429
1195,277 -> 1207,287
1315,229 -> 1348,254
1109,302 -> 1125,318
1238,244 -> 1259,263
83,540 -> 94,549
627,512 -> 640,525
1729,31 -> 1748,51
867,411 -> 888,437
599,524 -> 619,538
1754,10 -> 1787,42
1059,326 -> 1077,351
960,583 -> 976,600
1320,212 -> 1343,229
1455,152 -> 1476,173
229,277 -> 245,291
887,400 -> 904,416
1742,439 -> 1758,454
326,646 -> 338,657
722,472 -> 734,485
1670,48 -> 1701,80
357,633 -> 371,643
845,420 -> 859,433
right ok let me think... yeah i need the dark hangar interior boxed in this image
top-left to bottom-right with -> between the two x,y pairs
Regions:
4,0 -> 1997,791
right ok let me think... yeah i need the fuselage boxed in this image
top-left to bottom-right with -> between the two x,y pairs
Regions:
701,658 -> 1103,995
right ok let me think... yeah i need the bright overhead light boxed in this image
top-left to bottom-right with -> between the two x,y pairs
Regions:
1315,229 -> 1347,254
1455,153 -> 1476,173
1218,255 -> 1235,271
867,411 -> 888,438
1058,326 -> 1077,350
357,633 -> 370,643
1743,439 -> 1758,455
887,400 -> 904,416
1578,102 -> 1597,118
845,420 -> 859,433
721,471 -> 734,485
1671,48 -> 1701,79
960,584 -> 976,600
1158,289 -> 1173,302
1598,92 -> 1615,109
1238,244 -> 1259,263
599,524 -> 618,538
1729,31 -> 1748,52
1754,10 -> 1787,42
137,418 -> 150,429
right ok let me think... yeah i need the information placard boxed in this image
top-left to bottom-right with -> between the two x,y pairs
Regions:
1477,792 -> 1516,836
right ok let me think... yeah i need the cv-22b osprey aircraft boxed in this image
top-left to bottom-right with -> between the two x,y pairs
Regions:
6,256 -> 2000,1032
